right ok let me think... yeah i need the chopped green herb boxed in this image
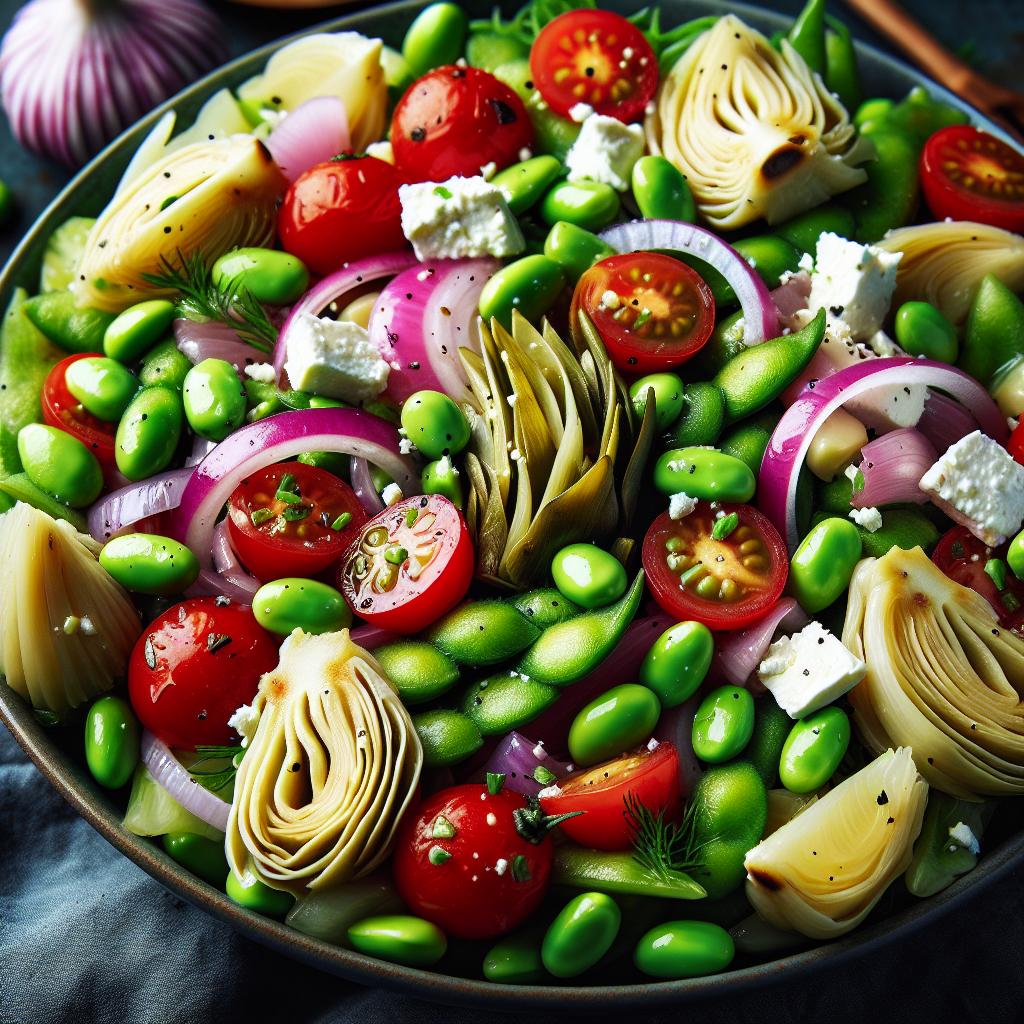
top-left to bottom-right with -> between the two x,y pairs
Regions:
486,771 -> 506,795
634,308 -> 652,329
985,558 -> 1007,591
250,507 -> 275,527
511,854 -> 531,882
405,508 -> 419,527
159,195 -> 178,211
711,512 -> 739,541
384,545 -> 409,565
331,512 -> 352,531
852,469 -> 865,493
188,744 -> 244,792
430,814 -> 457,839
428,845 -> 452,866
625,791 -> 703,881
532,765 -> 557,786
433,185 -> 453,199
1003,591 -> 1021,612
282,505 -> 310,522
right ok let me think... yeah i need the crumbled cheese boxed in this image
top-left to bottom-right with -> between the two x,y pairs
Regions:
569,102 -> 594,122
919,430 -> 1024,546
646,737 -> 660,751
948,821 -> 981,856
565,114 -> 645,191
436,454 -> 458,477
486,812 -> 497,826
381,483 -> 404,507
494,858 -> 509,876
228,703 -> 260,746
849,506 -> 883,532
479,161 -> 497,180
399,176 -> 525,260
365,140 -> 394,164
80,616 -> 96,636
518,146 -> 533,162
599,289 -> 621,311
532,742 -> 545,759
798,251 -> 815,274
865,328 -> 900,357
283,313 -> 390,402
537,784 -> 562,799
669,492 -> 698,520
243,362 -> 277,384
399,438 -> 417,455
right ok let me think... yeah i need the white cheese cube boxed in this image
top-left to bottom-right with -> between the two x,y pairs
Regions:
399,175 -> 525,261
381,482 -> 404,506
565,114 -> 644,192
243,362 -> 277,384
283,313 -> 390,403
808,232 -> 902,341
849,506 -> 883,532
948,821 -> 981,856
669,492 -> 698,519
757,621 -> 867,719
918,429 -> 1024,546
569,102 -> 594,123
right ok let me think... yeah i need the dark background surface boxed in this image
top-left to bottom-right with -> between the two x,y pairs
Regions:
2,1 -> 1024,1022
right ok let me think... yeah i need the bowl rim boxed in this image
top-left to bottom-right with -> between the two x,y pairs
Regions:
2,0 -> 1021,1009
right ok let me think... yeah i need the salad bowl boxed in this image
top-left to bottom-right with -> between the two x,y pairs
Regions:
1,0 -> 1022,1009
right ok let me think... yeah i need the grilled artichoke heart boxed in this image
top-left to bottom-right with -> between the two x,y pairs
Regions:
844,546 -> 1024,798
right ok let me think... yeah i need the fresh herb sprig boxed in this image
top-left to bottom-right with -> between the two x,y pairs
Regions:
143,250 -> 277,353
188,744 -> 245,793
624,790 -> 704,881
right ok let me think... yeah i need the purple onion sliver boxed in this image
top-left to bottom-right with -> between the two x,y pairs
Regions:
174,318 -> 264,372
140,730 -> 230,832
267,96 -> 350,183
350,456 -> 385,515
478,731 -> 571,796
653,698 -> 702,795
87,467 -> 191,542
916,390 -> 979,456
852,428 -> 936,509
350,622 -> 402,650
712,597 -> 805,687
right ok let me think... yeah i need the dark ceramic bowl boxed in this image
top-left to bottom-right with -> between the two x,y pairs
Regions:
1,0 -> 1020,1009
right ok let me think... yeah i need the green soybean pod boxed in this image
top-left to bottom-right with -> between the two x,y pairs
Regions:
183,358 -> 247,442
348,914 -> 448,968
779,706 -> 851,794
374,641 -> 460,705
634,921 -> 735,979
65,356 -> 138,422
99,533 -> 200,596
894,300 -> 958,363
629,372 -> 685,431
540,180 -> 620,232
23,290 -> 116,353
788,517 -> 862,614
653,446 -> 756,503
400,390 -> 471,460
462,672 -> 560,736
17,423 -> 102,507
226,870 -> 295,918
84,695 -> 140,789
421,457 -> 463,508
253,578 -> 352,636
104,299 -> 176,362
401,2 -> 467,77
163,831 -> 230,886
511,588 -> 583,629
551,543 -> 628,610
211,247 -> 309,306
631,155 -> 696,222
543,221 -> 615,281
491,156 -> 563,215
478,255 -> 566,330
691,686 -> 755,764
413,709 -> 483,767
1009,529 -> 1024,581
426,599 -> 540,667
568,683 -> 661,767
138,338 -> 193,390
639,620 -> 713,708
662,382 -> 725,448
115,386 -> 183,481
541,892 -> 621,978
483,931 -> 547,984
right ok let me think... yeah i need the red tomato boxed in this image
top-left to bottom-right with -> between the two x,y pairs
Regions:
391,66 -> 534,182
643,503 -> 788,631
128,598 -> 279,750
571,253 -> 715,374
530,10 -> 658,123
392,784 -> 553,939
1008,418 -> 1024,466
42,353 -> 117,471
226,461 -> 367,582
932,525 -> 1024,632
539,743 -> 681,851
920,126 -> 1024,233
337,494 -> 473,634
277,156 -> 407,276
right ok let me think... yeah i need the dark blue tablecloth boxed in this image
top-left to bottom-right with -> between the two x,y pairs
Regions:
3,2 -> 1024,1022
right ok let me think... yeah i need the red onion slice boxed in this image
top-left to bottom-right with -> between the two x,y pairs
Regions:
770,271 -> 812,324
350,622 -> 401,650
87,467 -> 191,542
599,220 -> 778,344
350,456 -> 384,515
478,731 -> 572,796
266,96 -> 349,184
712,597 -> 808,687
140,730 -> 230,833
916,390 -> 980,455
174,318 -> 267,371
653,699 -> 702,795
852,428 -> 937,509
209,520 -> 260,598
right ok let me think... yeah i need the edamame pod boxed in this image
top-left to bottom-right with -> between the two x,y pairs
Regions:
183,358 -> 247,442
639,621 -> 713,708
543,221 -> 615,281
511,588 -> 583,629
400,390 -> 471,460
541,893 -> 621,978
211,247 -> 309,306
634,921 -> 735,979
115,386 -> 183,480
540,180 -> 620,232
961,274 -> 1024,388
226,870 -> 295,917
779,706 -> 851,793
348,914 -> 448,968
491,156 -> 563,215
99,533 -> 200,596
163,831 -> 229,886
629,372 -> 685,431
788,517 -> 862,614
462,672 -> 560,736
17,423 -> 102,507
374,641 -> 460,705
662,381 -> 725,448
478,255 -> 566,329
65,356 -> 138,422
421,456 -> 463,508
483,931 -> 547,984
401,2 -> 467,77
653,447 -> 756,503
843,129 -> 919,243
23,290 -> 116,353
787,0 -> 827,73
631,155 -> 695,221
413,709 -> 484,767
551,543 -> 628,610
552,846 -> 706,900
692,686 -> 755,764
84,695 -> 140,789
104,300 -> 176,362
252,578 -> 352,635
718,407 -> 781,476
425,600 -> 540,666
138,338 -> 193,390
568,684 -> 661,767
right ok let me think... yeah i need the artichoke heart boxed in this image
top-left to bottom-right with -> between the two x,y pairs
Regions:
226,629 -> 422,896
878,220 -> 1024,324
75,134 -> 285,311
0,503 -> 140,714
745,747 -> 927,939
844,546 -> 1024,798
645,15 -> 869,229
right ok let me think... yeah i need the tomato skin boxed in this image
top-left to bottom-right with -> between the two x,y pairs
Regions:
277,157 -> 407,276
391,66 -> 534,182
642,503 -> 789,631
1008,419 -> 1024,466
920,126 -> 1024,233
127,598 -> 279,750
539,743 -> 681,851
392,784 -> 552,939
42,353 -> 118,471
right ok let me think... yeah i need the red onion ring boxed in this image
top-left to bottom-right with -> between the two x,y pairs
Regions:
653,698 -> 703,795
140,730 -> 230,833
349,456 -> 384,515
478,731 -> 572,796
266,96 -> 349,184
712,597 -> 808,687
916,390 -> 980,455
87,467 -> 191,542
852,428 -> 937,509
350,622 -> 401,651
174,318 -> 267,371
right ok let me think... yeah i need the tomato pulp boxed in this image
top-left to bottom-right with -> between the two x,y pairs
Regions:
42,353 -> 117,472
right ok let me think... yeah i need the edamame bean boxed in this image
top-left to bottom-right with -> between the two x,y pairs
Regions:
138,338 -> 193,390
253,578 -> 351,635
540,180 -> 620,231
426,599 -> 540,666
211,247 -> 309,306
854,96 -> 894,129
634,921 -> 735,979
491,156 -> 563,215
1009,528 -> 1024,581
662,382 -> 725,448
462,672 -> 560,736
17,423 -> 102,507
788,517 -> 862,613
401,1 -> 467,77
543,221 -> 615,281
775,204 -> 856,254
421,456 -> 463,508
541,893 -> 621,978
894,300 -> 958,363
745,698 -> 791,786
374,641 -> 460,705
23,290 -> 116,353
115,386 -> 183,480
104,299 -> 176,362
400,390 -> 471,460
483,931 -> 546,984
631,155 -> 696,222
65,356 -> 138,421
779,706 -> 850,793
639,621 -> 713,708
629,372 -> 684,430
182,358 -> 247,442
732,236 -> 801,290
478,255 -> 566,329
226,869 -> 295,917
348,914 -> 448,967
413,709 -> 483,766
84,695 -> 139,789
653,446 -> 756,503
568,683 -> 661,767
466,32 -> 530,73
551,543 -> 628,610
99,533 -> 200,596
692,686 -> 755,764
511,587 -> 582,629
163,831 -> 229,886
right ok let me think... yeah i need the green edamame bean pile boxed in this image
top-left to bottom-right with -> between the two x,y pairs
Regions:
8,0 -> 1024,994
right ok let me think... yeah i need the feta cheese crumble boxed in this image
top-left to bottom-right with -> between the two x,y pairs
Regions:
569,102 -> 595,122
243,362 -> 277,384
228,703 -> 260,746
565,114 -> 645,192
381,482 -> 404,507
669,492 -> 698,520
948,821 -> 981,856
364,140 -> 394,164
283,313 -> 390,403
849,506 -> 883,532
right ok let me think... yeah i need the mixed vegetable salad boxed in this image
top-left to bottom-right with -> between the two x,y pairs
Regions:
4,0 -> 1024,986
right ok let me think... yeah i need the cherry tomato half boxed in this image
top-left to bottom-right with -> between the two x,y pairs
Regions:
226,461 -> 367,583
392,784 -> 552,940
277,156 -> 407,276
1007,417 -> 1024,466
42,353 -> 117,471
539,743 -> 681,851
571,253 -> 715,374
337,494 -> 473,634
128,597 -> 279,750
920,126 -> 1024,233
391,66 -> 534,182
643,502 -> 788,631
530,9 -> 659,124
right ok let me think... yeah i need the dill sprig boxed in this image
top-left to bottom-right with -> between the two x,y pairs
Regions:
624,790 -> 704,881
142,250 -> 277,353
188,744 -> 244,793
